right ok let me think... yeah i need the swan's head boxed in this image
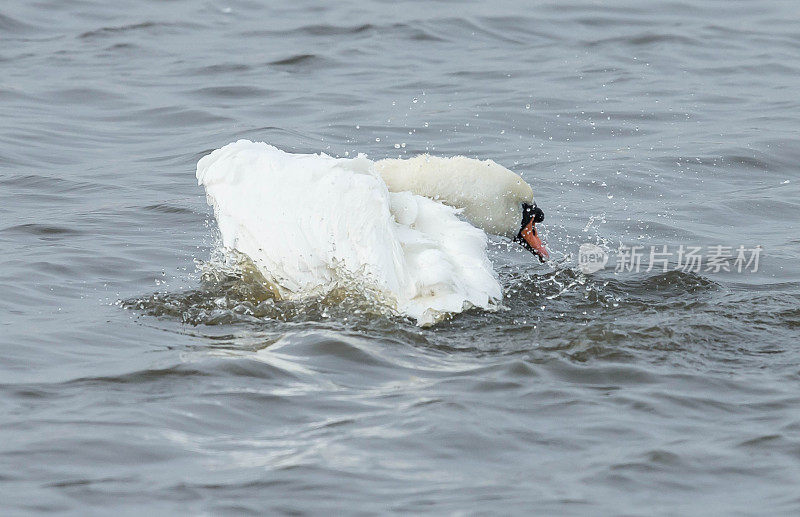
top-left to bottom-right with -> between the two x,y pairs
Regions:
375,154 -> 550,262
512,202 -> 549,262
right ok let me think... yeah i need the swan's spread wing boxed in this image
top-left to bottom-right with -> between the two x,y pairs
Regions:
197,140 -> 501,325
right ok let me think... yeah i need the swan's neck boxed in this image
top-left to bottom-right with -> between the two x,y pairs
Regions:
374,154 -> 533,238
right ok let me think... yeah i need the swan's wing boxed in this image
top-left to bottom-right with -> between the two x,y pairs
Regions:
197,140 -> 502,326
197,140 -> 408,295
388,191 -> 502,325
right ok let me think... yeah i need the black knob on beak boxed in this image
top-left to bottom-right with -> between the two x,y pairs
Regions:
532,204 -> 544,224
521,203 -> 544,226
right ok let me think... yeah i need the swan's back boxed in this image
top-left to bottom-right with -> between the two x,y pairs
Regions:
196,140 -> 501,325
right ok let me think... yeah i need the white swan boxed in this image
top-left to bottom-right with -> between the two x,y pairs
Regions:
196,139 -> 548,326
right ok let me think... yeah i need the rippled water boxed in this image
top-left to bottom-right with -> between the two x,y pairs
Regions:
3,0 -> 800,514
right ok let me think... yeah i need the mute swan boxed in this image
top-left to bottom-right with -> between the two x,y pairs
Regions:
196,140 -> 548,326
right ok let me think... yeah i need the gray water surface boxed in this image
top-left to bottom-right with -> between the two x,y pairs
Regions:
2,0 -> 800,514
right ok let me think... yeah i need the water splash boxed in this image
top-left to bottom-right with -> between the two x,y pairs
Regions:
122,249 -> 402,326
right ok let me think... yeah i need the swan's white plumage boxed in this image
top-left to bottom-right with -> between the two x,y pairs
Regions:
376,154 -> 534,238
196,140 -> 503,325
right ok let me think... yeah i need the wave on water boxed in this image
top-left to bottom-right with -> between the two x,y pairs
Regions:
123,240 -> 721,333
